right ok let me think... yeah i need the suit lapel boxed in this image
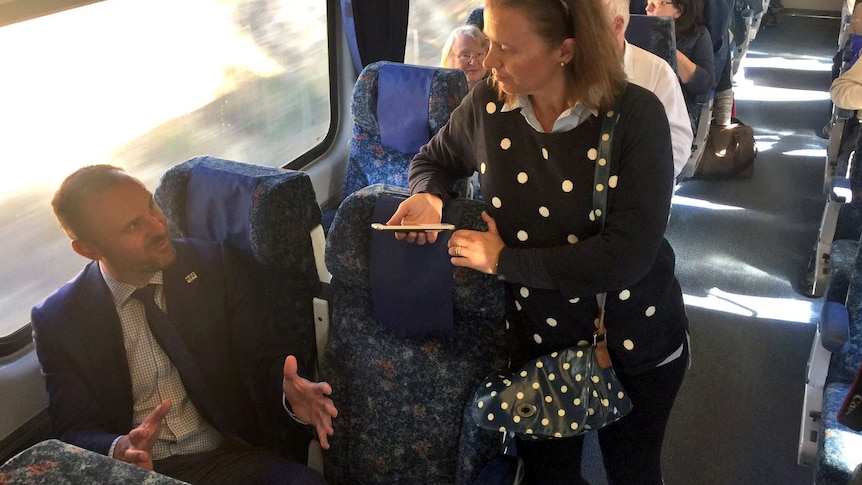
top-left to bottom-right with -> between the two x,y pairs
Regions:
77,262 -> 134,421
162,241 -> 211,343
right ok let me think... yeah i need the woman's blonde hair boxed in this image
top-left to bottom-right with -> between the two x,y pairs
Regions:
486,0 -> 625,112
440,24 -> 489,68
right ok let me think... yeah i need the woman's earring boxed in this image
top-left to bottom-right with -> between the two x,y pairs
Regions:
560,62 -> 565,67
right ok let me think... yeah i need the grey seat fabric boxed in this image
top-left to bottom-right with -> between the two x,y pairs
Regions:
321,185 -> 509,483
803,233 -> 862,483
0,439 -> 184,484
626,14 -> 678,72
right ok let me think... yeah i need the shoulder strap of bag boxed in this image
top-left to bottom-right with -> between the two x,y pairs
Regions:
592,83 -> 626,337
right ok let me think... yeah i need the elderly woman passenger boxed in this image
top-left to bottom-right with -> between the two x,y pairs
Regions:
441,24 -> 490,90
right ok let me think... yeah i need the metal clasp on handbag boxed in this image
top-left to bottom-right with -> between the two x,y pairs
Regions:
593,307 -> 607,346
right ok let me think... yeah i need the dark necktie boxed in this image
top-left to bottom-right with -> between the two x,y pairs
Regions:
131,284 -> 237,437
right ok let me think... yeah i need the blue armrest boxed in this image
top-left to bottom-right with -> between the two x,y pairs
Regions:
820,301 -> 851,354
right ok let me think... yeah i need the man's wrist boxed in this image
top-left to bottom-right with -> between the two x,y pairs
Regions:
282,393 -> 310,426
109,435 -> 126,460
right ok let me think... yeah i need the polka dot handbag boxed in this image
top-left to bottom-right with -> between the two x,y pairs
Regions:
470,314 -> 633,439
471,85 -> 633,440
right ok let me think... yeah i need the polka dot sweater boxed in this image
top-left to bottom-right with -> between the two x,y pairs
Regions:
410,81 -> 688,375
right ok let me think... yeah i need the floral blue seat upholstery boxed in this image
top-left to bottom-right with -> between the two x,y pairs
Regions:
321,185 -> 508,483
0,439 -> 184,484
466,7 -> 484,30
810,238 -> 862,483
626,14 -> 678,73
154,155 -> 328,464
341,61 -> 469,204
818,382 -> 862,484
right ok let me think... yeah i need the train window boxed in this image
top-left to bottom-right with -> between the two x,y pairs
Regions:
404,0 -> 484,67
0,0 -> 331,341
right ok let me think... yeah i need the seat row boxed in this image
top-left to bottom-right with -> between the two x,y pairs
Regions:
798,27 -> 862,481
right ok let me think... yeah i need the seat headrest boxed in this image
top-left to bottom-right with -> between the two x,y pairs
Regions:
466,7 -> 484,30
155,156 -> 321,278
368,194 -> 458,337
187,164 -> 257,259
352,62 -> 468,154
626,14 -> 678,72
375,62 -> 436,154
326,184 -> 505,320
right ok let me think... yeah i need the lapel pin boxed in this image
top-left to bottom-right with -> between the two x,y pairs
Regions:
185,272 -> 198,284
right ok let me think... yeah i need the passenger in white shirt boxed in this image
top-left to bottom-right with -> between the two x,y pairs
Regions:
605,0 -> 693,178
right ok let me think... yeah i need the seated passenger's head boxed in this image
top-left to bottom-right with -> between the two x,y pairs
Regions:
645,0 -> 703,37
482,0 -> 623,112
646,0 -> 703,35
604,0 -> 631,52
441,24 -> 489,90
53,165 -> 177,284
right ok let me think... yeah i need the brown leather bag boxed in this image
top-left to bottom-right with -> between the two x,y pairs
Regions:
694,118 -> 757,178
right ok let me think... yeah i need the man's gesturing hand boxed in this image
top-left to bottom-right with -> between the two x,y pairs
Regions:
112,399 -> 171,470
282,355 -> 338,449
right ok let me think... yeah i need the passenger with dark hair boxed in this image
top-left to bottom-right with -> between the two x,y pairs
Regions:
441,24 -> 490,91
386,0 -> 689,482
647,0 -> 716,131
31,165 -> 336,484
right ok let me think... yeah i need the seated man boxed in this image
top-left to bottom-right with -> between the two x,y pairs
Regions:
31,165 -> 337,484
606,0 -> 694,178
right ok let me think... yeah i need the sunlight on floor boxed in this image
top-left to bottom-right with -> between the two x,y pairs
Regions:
754,135 -> 779,152
671,195 -> 745,211
733,54 -> 831,102
742,52 -> 833,71
733,84 -> 831,102
783,148 -> 828,157
683,287 -> 816,324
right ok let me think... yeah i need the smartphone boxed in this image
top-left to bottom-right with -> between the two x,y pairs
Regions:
370,223 -> 456,232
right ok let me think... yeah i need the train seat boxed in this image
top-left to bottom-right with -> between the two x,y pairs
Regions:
798,233 -> 862,482
626,14 -> 678,72
153,156 -> 331,470
802,41 -> 860,297
327,61 -> 470,230
806,114 -> 862,297
321,184 -> 508,484
0,439 -> 184,483
626,14 -> 713,182
803,175 -> 854,298
466,6 -> 484,30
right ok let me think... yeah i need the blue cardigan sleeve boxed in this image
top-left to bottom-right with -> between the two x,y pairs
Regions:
678,26 -> 716,97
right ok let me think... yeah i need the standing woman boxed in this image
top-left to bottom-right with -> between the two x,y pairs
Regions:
386,0 -> 689,483
441,24 -> 491,91
647,0 -> 715,131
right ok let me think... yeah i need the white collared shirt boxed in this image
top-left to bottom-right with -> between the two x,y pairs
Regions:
501,95 -> 596,133
101,267 -> 223,460
623,40 -> 693,178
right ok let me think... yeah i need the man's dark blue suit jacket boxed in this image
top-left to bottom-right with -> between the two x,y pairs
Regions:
31,239 -> 288,456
